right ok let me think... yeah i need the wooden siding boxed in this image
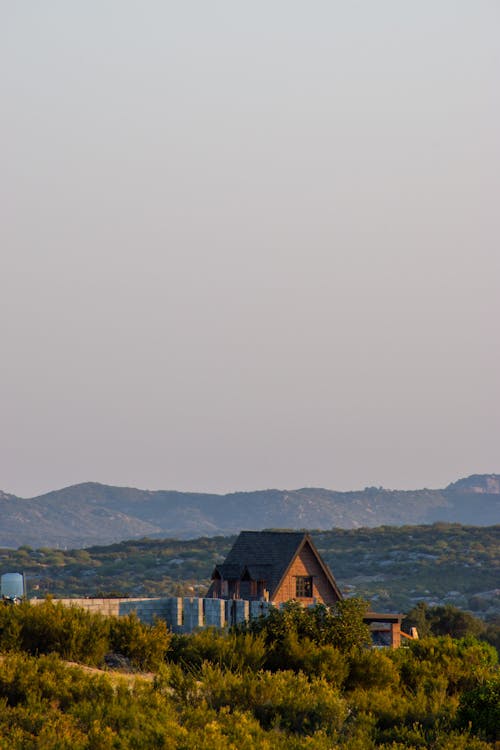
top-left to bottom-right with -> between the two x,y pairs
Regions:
273,541 -> 340,605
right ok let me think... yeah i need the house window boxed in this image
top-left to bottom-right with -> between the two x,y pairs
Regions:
295,576 -> 313,598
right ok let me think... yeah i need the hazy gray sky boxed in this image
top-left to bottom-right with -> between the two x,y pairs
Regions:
1,1 -> 499,498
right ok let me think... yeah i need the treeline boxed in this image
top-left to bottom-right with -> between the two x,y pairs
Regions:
1,524 -> 498,617
0,599 -> 498,748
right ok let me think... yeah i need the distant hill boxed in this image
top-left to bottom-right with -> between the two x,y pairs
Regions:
0,474 -> 498,549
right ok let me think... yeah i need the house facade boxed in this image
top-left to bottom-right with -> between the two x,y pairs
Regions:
207,530 -> 342,606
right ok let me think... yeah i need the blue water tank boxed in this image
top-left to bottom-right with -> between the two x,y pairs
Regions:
1,572 -> 24,599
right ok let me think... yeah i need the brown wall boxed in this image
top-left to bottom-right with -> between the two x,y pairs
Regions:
29,597 -> 150,617
272,542 -> 340,606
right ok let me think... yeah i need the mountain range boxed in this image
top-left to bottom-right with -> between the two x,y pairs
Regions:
0,474 -> 498,549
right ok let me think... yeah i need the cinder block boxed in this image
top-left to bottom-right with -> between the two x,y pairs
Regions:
203,598 -> 226,628
163,598 -> 183,632
119,601 -> 140,617
225,599 -> 249,627
183,597 -> 204,632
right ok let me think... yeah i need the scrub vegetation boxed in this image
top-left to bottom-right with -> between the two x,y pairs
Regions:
0,599 -> 498,748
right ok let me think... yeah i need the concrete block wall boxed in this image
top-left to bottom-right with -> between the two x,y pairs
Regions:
29,596 -> 273,633
119,598 -> 171,626
28,596 -> 405,646
30,597 -> 151,617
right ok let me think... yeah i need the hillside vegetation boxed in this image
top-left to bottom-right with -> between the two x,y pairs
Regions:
0,473 -> 498,547
1,524 -> 498,620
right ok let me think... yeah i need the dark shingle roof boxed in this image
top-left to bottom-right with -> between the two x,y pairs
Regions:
214,531 -> 315,598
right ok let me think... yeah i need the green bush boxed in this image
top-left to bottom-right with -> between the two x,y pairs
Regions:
345,649 -> 400,691
242,599 -> 370,652
0,652 -> 183,749
196,663 -> 348,735
457,676 -> 500,742
0,601 -> 109,665
108,612 -> 171,671
170,627 -> 266,672
0,601 -> 171,671
398,636 -> 497,696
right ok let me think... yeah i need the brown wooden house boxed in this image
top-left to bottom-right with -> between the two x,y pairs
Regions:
207,531 -> 342,606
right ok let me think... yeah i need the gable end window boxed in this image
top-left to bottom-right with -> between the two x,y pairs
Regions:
295,575 -> 313,598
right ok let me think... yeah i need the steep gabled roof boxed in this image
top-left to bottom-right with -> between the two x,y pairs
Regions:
276,533 -> 343,601
212,530 -> 342,601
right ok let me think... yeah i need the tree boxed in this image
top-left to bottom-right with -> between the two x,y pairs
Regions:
404,603 -> 485,640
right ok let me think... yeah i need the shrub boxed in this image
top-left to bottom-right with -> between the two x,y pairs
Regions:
457,676 -> 500,742
242,598 -> 371,654
0,601 -> 109,665
0,601 -> 172,671
399,636 -> 498,696
108,613 -> 171,671
345,649 -> 400,691
196,664 -> 348,735
170,628 -> 266,672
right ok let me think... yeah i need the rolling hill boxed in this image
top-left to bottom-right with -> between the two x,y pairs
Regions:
0,474 -> 498,548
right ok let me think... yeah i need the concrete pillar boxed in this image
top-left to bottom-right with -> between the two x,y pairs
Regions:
163,597 -> 183,632
183,597 -> 204,632
137,600 -> 156,625
203,598 -> 226,628
225,599 -> 249,627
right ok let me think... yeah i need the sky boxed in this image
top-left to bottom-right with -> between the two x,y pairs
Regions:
1,1 -> 499,498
